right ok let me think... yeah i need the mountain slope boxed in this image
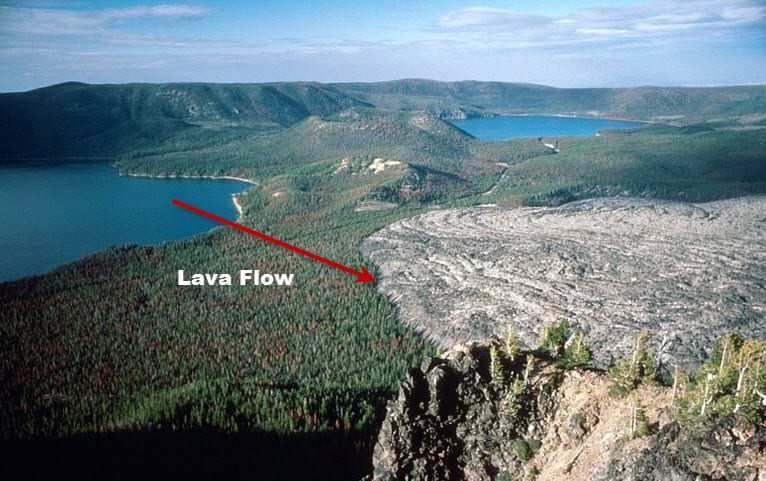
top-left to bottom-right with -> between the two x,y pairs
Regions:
3,80 -> 765,161
114,107 -> 552,198
332,79 -> 766,124
0,82 -> 370,160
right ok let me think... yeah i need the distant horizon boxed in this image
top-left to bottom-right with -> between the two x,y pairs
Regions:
5,77 -> 766,95
1,1 -> 764,93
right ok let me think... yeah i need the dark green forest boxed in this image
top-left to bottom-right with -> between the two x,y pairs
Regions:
1,80 -> 765,480
2,80 -> 765,161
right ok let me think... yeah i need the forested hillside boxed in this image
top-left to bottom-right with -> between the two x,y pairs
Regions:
0,81 -> 369,160
3,80 -> 765,162
333,79 -> 766,124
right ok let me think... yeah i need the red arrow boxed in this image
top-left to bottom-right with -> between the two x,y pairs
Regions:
172,199 -> 375,283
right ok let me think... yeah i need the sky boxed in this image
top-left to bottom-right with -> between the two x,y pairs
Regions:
0,0 -> 764,92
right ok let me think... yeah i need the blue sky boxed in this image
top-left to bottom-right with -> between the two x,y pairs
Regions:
0,0 -> 764,92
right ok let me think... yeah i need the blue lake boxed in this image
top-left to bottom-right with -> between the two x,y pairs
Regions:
0,162 -> 249,282
450,115 -> 645,140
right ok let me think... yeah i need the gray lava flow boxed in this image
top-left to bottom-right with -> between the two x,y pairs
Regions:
360,197 -> 766,367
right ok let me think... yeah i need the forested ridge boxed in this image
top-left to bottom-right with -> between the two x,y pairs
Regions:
0,81 -> 370,160
1,80 -> 766,480
332,79 -> 766,124
2,80 -> 765,162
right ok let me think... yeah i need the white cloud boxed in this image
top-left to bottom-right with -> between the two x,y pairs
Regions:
567,0 -> 765,37
577,28 -> 630,36
721,4 -> 766,22
437,7 -> 550,28
0,4 -> 213,36
435,0 -> 765,46
134,5 -> 213,18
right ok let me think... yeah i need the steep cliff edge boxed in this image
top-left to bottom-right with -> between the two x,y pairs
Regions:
369,341 -> 766,481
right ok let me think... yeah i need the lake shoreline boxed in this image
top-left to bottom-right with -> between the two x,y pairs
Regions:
119,171 -> 257,185
450,112 -> 655,124
0,163 -> 250,282
118,170 -> 252,221
231,194 -> 243,220
450,114 -> 647,140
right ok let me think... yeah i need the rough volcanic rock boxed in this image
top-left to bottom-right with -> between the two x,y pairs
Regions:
360,197 -> 766,368
371,342 -> 766,481
611,414 -> 766,481
372,341 -> 562,481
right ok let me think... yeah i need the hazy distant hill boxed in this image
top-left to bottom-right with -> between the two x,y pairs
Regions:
332,79 -> 766,124
2,79 -> 765,162
0,81 -> 370,160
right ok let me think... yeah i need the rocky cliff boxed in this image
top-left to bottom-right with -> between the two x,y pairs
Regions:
369,341 -> 766,481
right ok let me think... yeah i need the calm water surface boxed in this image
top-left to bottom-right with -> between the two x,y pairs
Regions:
450,115 -> 645,140
0,162 -> 249,282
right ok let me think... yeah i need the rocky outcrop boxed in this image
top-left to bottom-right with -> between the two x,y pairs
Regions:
619,415 -> 766,481
370,341 -> 766,481
371,341 -> 562,481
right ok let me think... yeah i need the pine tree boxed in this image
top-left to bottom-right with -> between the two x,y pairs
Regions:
560,328 -> 592,368
609,330 -> 656,396
676,332 -> 766,424
504,378 -> 525,418
540,320 -> 569,359
505,328 -> 521,362
490,345 -> 507,387
630,401 -> 650,438
523,354 -> 535,387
